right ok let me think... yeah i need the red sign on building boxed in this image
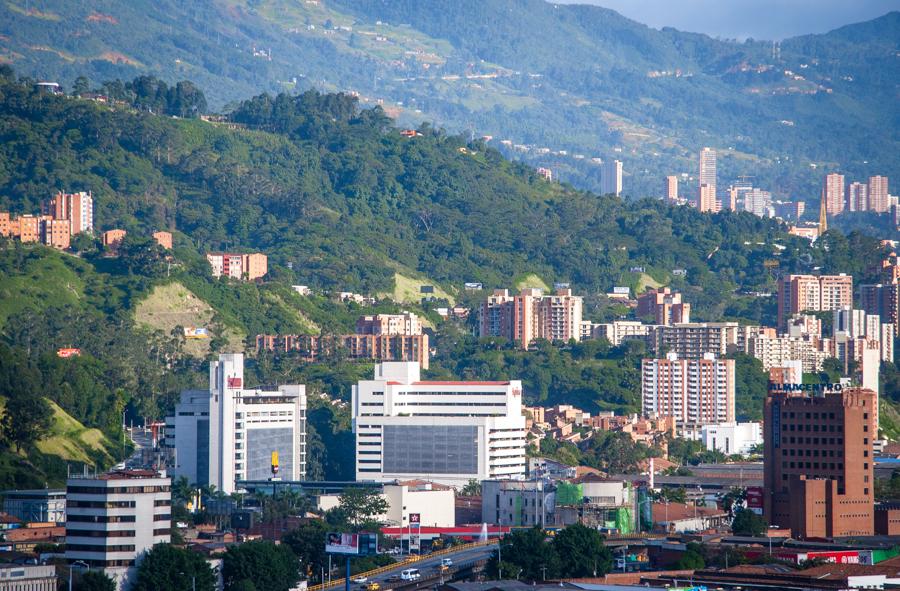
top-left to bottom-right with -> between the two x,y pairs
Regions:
227,377 -> 242,389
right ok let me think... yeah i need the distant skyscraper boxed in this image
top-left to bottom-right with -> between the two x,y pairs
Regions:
664,175 -> 678,202
600,160 -> 623,196
743,188 -> 773,217
868,175 -> 889,213
698,183 -> 717,213
822,173 -> 845,216
697,148 -> 716,211
848,182 -> 868,212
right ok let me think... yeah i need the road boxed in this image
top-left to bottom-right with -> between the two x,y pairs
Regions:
331,543 -> 497,591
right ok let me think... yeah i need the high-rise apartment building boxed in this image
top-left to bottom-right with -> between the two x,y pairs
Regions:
352,362 -> 526,487
861,283 -> 900,334
641,352 -> 735,426
479,288 -> 582,348
600,159 -> 623,197
822,173 -> 845,215
763,388 -> 876,539
165,353 -> 306,493
664,175 -> 678,202
848,182 -> 868,212
868,176 -> 889,214
45,191 -> 93,235
699,147 -> 716,192
747,332 -> 827,373
206,252 -> 268,281
652,322 -> 741,359
776,274 -> 853,328
65,469 -> 171,588
636,288 -> 690,325
698,183 -> 717,213
356,312 -> 422,336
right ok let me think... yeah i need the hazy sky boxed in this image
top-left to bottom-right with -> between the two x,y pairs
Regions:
556,0 -> 899,40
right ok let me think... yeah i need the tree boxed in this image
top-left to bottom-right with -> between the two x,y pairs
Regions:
76,570 -> 116,591
552,523 -> 612,577
283,520 -> 329,581
731,509 -> 768,536
486,527 -> 559,581
72,76 -> 91,97
461,479 -> 481,496
132,544 -> 216,591
1,392 -> 51,452
676,544 -> 706,570
338,488 -> 388,529
222,540 -> 299,591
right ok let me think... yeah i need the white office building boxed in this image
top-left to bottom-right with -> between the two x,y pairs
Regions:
681,422 -> 763,456
600,159 -> 623,197
65,470 -> 171,590
352,362 -> 527,487
165,353 -> 307,493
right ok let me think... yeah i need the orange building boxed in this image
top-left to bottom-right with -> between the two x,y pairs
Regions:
101,228 -> 127,248
822,173 -> 845,215
479,287 -> 582,348
207,252 -> 268,281
45,190 -> 93,235
637,288 -> 691,325
868,175 -> 889,214
777,274 -> 853,328
764,387 -> 876,538
43,218 -> 70,249
153,230 -> 173,249
17,215 -> 40,243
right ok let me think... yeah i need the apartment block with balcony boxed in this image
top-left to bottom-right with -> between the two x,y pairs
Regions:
479,288 -> 582,348
641,352 -> 735,426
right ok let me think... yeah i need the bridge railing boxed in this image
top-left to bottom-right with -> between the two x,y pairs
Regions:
307,540 -> 495,591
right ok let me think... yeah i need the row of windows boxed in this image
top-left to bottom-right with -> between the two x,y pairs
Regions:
394,402 -> 506,407
67,529 -> 135,538
68,515 -> 135,523
67,486 -> 170,495
784,423 -> 844,433
67,544 -> 136,553
781,448 -> 844,458
68,500 -> 135,509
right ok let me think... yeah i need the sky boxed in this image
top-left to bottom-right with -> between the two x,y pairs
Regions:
555,0 -> 899,40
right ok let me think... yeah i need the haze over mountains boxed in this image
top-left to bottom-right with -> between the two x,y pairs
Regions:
1,0 -> 897,206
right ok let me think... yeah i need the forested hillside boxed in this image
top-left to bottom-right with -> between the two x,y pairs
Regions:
0,70 -> 891,483
0,0 -> 896,201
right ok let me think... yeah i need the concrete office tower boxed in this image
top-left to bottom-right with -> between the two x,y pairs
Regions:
822,173 -> 845,215
764,388 -> 876,539
848,182 -> 868,212
869,175 -> 889,213
641,352 -> 735,425
776,274 -> 853,328
45,190 -> 94,235
600,159 -> 623,196
65,469 -> 171,589
664,175 -> 678,202
352,362 -> 526,487
165,353 -> 307,493
698,147 -> 716,211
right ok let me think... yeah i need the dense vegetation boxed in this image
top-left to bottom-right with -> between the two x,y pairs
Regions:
0,69 -> 893,485
1,1 -> 896,201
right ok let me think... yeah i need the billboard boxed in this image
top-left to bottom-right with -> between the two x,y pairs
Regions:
183,326 -> 209,339
327,533 -> 359,555
326,533 -> 378,556
745,486 -> 764,515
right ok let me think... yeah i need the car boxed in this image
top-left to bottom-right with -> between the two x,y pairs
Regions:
400,569 -> 421,581
388,574 -> 401,582
440,558 -> 453,567
363,582 -> 381,591
351,577 -> 368,584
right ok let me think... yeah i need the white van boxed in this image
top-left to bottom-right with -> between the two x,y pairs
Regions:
401,569 -> 421,581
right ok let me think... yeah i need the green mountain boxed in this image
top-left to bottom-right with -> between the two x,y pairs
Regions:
0,0 -> 895,203
0,70 -> 892,481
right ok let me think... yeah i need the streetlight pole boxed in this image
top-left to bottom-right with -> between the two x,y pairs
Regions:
68,561 -> 88,591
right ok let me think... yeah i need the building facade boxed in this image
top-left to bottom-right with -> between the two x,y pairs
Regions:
600,159 -> 623,197
0,564 -> 56,591
352,362 -> 526,487
637,288 -> 690,325
698,147 -> 716,212
763,388 -> 876,539
255,333 -> 430,369
206,252 -> 268,281
664,175 -> 678,202
45,190 -> 94,235
165,353 -> 307,493
822,173 -> 845,215
652,322 -> 740,359
641,352 -> 735,425
868,175 -> 889,214
1,489 -> 66,524
356,312 -> 422,336
482,479 -> 555,527
479,288 -> 582,348
777,274 -> 853,328
65,470 -> 171,589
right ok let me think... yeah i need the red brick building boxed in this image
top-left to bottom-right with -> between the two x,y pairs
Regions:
764,387 -> 876,538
